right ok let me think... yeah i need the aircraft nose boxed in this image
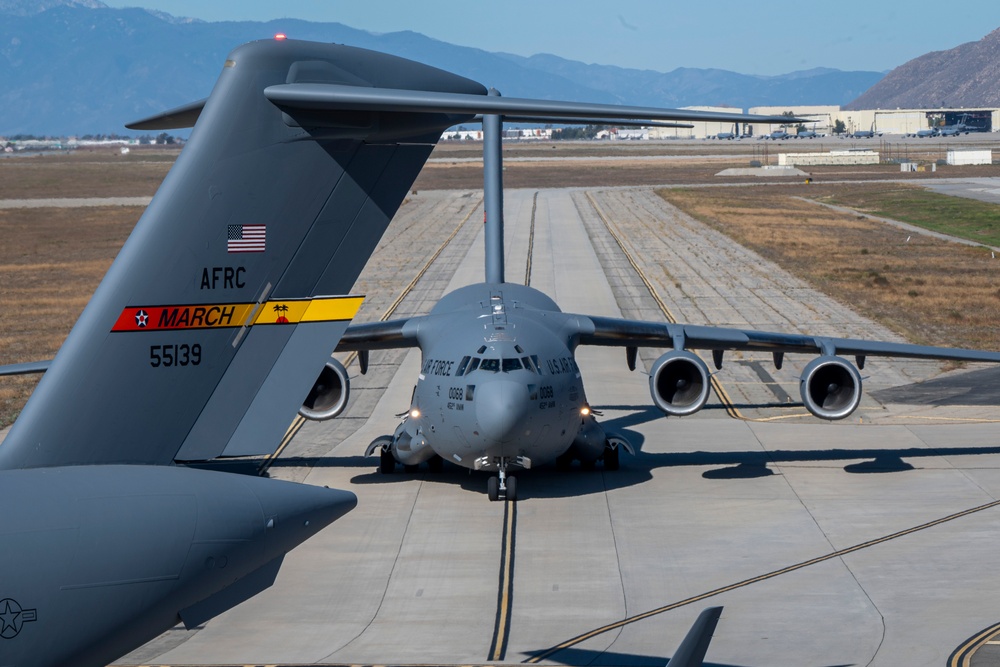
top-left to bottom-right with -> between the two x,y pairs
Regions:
475,379 -> 530,444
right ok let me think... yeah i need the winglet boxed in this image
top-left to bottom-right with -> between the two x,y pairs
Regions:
665,606 -> 723,667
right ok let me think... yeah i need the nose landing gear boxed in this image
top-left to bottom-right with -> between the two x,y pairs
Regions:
488,466 -> 518,502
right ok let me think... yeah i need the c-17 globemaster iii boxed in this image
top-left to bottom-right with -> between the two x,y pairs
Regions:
279,59 -> 1000,502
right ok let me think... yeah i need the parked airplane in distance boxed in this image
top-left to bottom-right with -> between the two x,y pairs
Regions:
713,123 -> 738,139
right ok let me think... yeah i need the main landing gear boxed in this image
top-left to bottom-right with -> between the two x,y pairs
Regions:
488,467 -> 517,502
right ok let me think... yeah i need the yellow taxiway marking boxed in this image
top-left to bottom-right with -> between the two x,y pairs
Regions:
949,621 -> 1000,667
898,415 -> 1000,423
489,500 -> 518,661
586,193 -> 752,421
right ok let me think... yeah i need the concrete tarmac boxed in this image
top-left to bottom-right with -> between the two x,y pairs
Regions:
120,188 -> 1000,667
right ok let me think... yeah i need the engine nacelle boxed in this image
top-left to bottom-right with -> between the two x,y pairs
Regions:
299,358 -> 350,421
800,355 -> 862,420
649,350 -> 711,416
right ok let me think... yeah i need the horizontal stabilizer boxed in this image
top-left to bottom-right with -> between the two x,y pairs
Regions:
126,98 -> 206,130
468,114 -> 694,128
666,606 -> 723,667
0,359 -> 51,376
264,83 -> 810,125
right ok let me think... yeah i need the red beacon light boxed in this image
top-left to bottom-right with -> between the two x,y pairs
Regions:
274,33 -> 287,41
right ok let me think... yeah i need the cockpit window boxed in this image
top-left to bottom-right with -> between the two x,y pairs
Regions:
455,356 -> 471,377
467,357 -> 481,373
479,358 -> 500,373
502,358 -> 523,373
531,355 -> 542,374
521,356 -> 535,373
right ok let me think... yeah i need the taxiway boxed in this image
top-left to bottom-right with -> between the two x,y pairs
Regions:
115,187 -> 1000,667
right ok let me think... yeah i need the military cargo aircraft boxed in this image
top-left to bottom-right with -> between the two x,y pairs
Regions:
287,59 -> 1000,502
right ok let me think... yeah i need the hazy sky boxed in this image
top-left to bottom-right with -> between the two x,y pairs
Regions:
100,0 -> 1000,75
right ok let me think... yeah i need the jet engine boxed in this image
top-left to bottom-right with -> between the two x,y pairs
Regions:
649,350 -> 711,416
299,358 -> 350,421
799,355 -> 862,420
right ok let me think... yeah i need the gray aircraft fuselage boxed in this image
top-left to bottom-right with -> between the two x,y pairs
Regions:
394,282 -> 598,472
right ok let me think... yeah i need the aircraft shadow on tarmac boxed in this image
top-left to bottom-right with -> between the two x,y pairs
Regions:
261,372 -> 1000,499
259,434 -> 1000,501
870,366 -> 1000,406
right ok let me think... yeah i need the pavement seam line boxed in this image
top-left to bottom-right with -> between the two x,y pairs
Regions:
322,482 -> 424,661
524,496 -> 1000,664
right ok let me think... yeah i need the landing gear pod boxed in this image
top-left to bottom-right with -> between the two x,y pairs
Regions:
800,355 -> 862,420
649,350 -> 711,416
299,358 -> 350,421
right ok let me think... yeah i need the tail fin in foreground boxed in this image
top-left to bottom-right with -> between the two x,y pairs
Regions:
0,38 -> 482,469
665,606 -> 723,667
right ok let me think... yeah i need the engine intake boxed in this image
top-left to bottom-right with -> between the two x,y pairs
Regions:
649,350 -> 711,416
299,358 -> 350,421
800,355 -> 862,420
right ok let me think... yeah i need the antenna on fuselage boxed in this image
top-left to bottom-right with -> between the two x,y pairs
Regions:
483,87 -> 505,285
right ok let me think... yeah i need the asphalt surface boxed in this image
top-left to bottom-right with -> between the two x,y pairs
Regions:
97,186 -> 1000,667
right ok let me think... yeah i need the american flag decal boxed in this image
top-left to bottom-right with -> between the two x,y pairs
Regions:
227,224 -> 266,253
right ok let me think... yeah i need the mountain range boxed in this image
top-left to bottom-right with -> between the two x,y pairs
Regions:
0,0 -> 890,135
847,27 -> 1000,110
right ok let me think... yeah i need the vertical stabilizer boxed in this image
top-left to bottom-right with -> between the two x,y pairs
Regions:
483,88 -> 505,284
0,39 -> 483,469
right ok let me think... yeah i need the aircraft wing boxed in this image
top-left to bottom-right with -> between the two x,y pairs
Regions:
335,319 -> 421,351
577,315 -> 1000,363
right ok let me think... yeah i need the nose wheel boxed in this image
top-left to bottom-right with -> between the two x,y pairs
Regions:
488,469 -> 518,502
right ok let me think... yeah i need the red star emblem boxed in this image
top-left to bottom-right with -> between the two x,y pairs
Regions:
135,310 -> 149,327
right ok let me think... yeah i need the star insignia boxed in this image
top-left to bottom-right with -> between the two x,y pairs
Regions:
135,309 -> 149,328
0,599 -> 21,639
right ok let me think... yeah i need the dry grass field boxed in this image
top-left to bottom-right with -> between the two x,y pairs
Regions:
1,141 -> 999,426
0,205 -> 142,425
0,147 -> 174,199
658,184 -> 1000,352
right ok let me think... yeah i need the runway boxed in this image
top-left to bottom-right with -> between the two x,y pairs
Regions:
119,187 -> 1000,667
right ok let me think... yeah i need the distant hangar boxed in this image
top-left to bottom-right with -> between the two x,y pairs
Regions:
647,105 -> 1000,138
